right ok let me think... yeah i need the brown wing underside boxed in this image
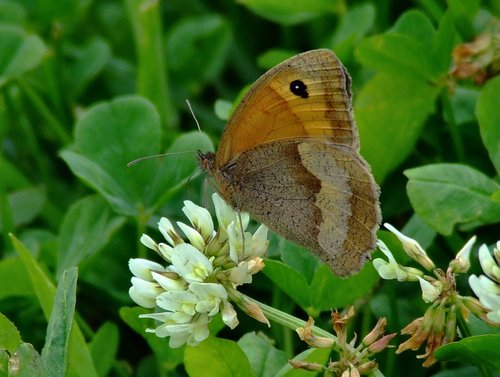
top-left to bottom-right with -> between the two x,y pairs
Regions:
216,49 -> 358,167
225,140 -> 380,276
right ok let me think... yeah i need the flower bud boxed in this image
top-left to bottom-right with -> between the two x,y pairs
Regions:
289,360 -> 325,372
449,236 -> 476,273
297,317 -> 335,348
362,318 -> 387,346
368,333 -> 397,353
384,223 -> 436,271
444,305 -> 457,344
357,360 -> 378,374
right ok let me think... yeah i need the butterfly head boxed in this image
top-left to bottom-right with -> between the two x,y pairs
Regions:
197,151 -> 216,173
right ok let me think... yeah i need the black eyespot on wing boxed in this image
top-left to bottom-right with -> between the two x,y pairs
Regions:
289,80 -> 308,98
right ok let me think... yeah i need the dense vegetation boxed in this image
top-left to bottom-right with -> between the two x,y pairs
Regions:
0,0 -> 499,376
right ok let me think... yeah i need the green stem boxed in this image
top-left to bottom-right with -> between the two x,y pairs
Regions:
124,0 -> 178,130
441,89 -> 465,163
16,79 -> 71,145
246,296 -> 385,377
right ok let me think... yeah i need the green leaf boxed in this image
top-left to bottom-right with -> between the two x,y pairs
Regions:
447,0 -> 480,39
263,259 -> 311,311
401,213 -> 437,250
65,38 -> 111,100
184,337 -> 253,377
60,150 -> 137,216
0,186 -> 46,231
150,131 -> 213,210
0,0 -> 27,24
10,235 -> 98,377
257,49 -> 297,71
0,25 -> 46,87
355,73 -> 438,182
327,3 -> 376,62
62,96 -> 213,215
434,334 -> 500,371
449,86 -> 480,125
476,75 -> 500,175
41,267 -> 78,377
214,99 -> 233,121
431,10 -> 458,75
166,14 -> 231,90
56,195 -> 125,277
238,332 -> 288,377
119,306 -> 184,370
356,10 -> 437,80
279,239 -> 322,281
0,312 -> 21,354
391,9 -> 435,46
89,322 -> 119,377
310,263 -> 379,311
276,348 -> 331,377
405,164 -> 500,235
264,259 -> 378,315
430,367 -> 481,377
74,96 -> 161,179
0,257 -> 33,299
239,0 -> 342,25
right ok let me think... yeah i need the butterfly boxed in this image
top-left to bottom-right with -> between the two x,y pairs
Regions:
198,49 -> 381,276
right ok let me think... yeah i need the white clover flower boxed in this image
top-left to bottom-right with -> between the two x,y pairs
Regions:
213,193 -> 249,233
182,200 -> 214,240
156,290 -> 198,315
373,240 -> 411,281
177,221 -> 206,250
140,234 -> 159,252
190,282 -> 228,316
171,243 -> 214,283
144,313 -> 211,348
227,220 -> 251,263
228,262 -> 253,286
221,301 -> 239,329
129,258 -> 165,280
129,278 -> 163,308
151,270 -> 186,291
158,242 -> 173,261
158,217 -> 180,246
251,225 -> 269,258
468,242 -> 500,324
478,244 -> 500,282
128,193 -> 269,348
417,277 -> 442,303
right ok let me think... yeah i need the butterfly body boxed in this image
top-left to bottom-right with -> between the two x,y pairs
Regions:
198,49 -> 380,276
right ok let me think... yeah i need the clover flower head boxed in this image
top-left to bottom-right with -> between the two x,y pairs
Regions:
292,308 -> 395,376
129,193 -> 269,347
374,225 -> 498,366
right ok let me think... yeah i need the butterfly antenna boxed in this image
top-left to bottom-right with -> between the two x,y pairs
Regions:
185,99 -> 202,133
127,151 -> 194,167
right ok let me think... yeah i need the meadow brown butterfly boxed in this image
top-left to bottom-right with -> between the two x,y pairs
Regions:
198,49 -> 381,276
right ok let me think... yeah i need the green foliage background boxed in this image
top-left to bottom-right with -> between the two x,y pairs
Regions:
0,0 -> 499,376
